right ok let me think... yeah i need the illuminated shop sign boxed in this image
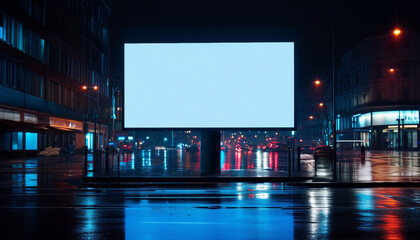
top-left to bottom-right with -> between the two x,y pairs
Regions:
350,110 -> 419,128
358,113 -> 371,128
372,110 -> 419,126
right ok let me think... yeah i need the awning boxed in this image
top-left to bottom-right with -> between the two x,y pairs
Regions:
0,120 -> 50,132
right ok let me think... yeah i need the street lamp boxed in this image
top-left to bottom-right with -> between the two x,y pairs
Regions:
314,80 -> 321,86
309,115 -> 314,120
111,86 -> 120,149
82,85 -> 99,163
393,28 -> 401,36
319,102 -> 324,107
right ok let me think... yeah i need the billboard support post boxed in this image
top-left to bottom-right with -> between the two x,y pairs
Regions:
200,130 -> 221,175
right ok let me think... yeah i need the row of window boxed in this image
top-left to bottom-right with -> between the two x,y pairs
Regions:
19,0 -> 45,25
338,88 -> 412,112
0,12 -> 45,62
0,58 -> 44,98
1,11 -> 109,97
0,132 -> 38,151
339,63 -> 414,92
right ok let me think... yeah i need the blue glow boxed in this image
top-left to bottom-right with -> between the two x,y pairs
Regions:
131,153 -> 135,170
25,132 -> 38,150
125,42 -> 294,128
86,133 -> 93,150
128,136 -> 134,140
118,136 -> 126,141
356,190 -> 374,231
125,203 -> 294,239
12,132 -> 23,150
25,173 -> 37,187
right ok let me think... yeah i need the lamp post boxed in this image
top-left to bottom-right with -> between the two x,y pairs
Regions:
112,86 -> 120,148
83,85 -> 99,167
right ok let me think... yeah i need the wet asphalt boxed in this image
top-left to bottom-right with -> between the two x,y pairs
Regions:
1,151 -> 420,239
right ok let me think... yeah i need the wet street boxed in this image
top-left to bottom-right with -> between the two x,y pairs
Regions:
1,183 -> 420,239
0,151 -> 420,239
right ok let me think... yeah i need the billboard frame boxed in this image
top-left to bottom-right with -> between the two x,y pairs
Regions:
122,41 -> 296,131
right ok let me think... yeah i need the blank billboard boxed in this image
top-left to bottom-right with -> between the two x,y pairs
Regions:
124,42 -> 294,129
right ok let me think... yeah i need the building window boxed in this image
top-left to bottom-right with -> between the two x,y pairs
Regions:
25,132 -> 38,150
12,132 -> 23,150
0,132 -> 11,150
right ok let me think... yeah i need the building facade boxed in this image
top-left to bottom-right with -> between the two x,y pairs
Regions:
336,31 -> 420,150
0,0 -> 111,157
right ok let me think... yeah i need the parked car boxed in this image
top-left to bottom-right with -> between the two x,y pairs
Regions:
266,142 -> 288,152
313,145 -> 335,158
301,145 -> 314,154
221,145 -> 229,151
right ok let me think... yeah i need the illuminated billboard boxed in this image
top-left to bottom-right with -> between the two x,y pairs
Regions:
124,42 -> 294,129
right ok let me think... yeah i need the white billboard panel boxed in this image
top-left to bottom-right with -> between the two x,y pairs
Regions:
124,42 -> 294,129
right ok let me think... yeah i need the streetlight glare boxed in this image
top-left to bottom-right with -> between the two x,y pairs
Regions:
388,68 -> 395,73
393,28 -> 401,36
309,115 -> 314,120
319,102 -> 324,107
82,85 -> 87,90
314,80 -> 321,86
93,85 -> 98,91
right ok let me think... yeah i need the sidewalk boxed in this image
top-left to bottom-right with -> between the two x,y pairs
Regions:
1,150 -> 420,188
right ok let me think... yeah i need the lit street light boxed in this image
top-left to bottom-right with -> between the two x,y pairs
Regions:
82,85 -> 99,167
314,80 -> 321,86
393,28 -> 401,36
319,102 -> 324,107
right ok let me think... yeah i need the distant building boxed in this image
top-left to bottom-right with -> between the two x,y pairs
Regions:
0,0 -> 111,157
336,31 -> 420,150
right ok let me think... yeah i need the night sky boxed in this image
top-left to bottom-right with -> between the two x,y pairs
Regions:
110,0 -> 420,100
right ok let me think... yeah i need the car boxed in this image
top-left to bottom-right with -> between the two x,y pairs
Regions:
266,142 -> 289,152
313,145 -> 335,158
301,145 -> 314,154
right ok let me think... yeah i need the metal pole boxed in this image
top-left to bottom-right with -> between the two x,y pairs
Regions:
84,145 -> 88,177
105,147 -> 109,172
297,146 -> 301,171
397,118 -> 401,150
288,147 -> 291,177
117,151 -> 120,178
292,146 -> 295,172
332,3 -> 337,181
93,89 -> 97,172
401,119 -> 405,149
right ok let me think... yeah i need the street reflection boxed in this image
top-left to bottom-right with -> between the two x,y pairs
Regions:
356,189 -> 374,232
375,190 -> 403,240
118,149 -> 289,177
308,189 -> 331,236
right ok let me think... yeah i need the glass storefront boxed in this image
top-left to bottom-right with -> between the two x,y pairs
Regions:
337,110 -> 420,150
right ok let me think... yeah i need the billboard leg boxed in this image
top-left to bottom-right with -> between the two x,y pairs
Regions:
200,130 -> 221,176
